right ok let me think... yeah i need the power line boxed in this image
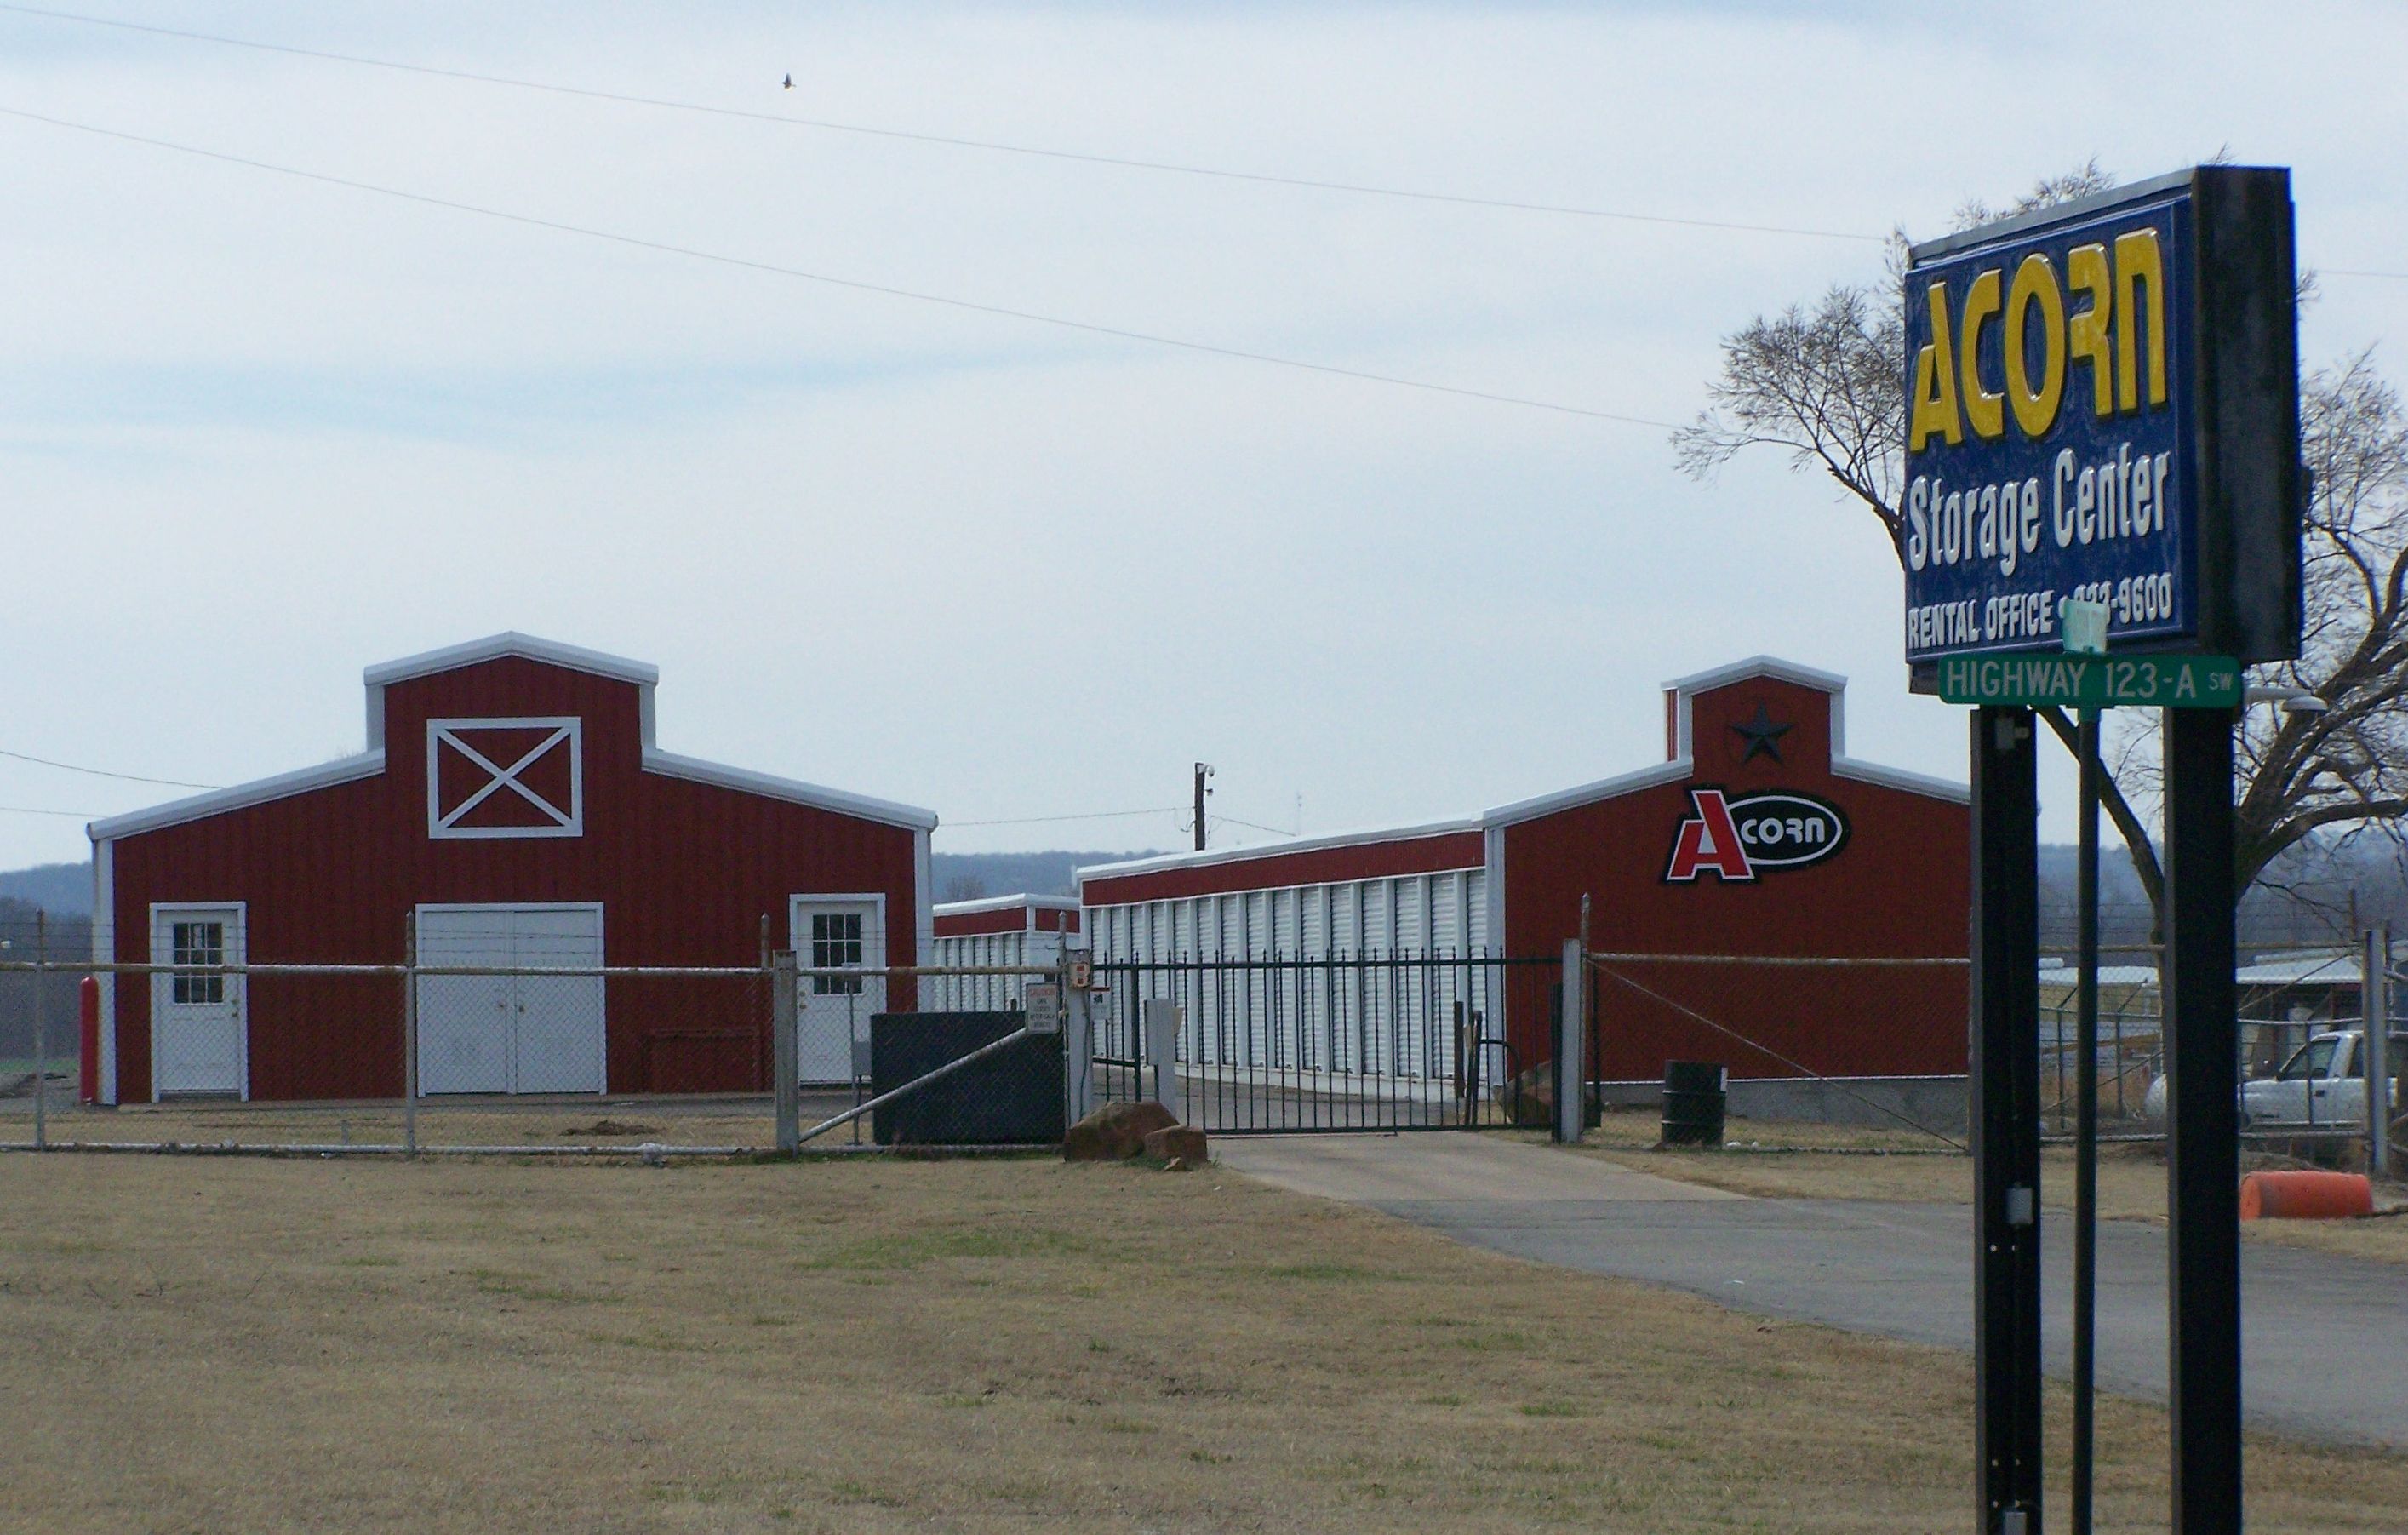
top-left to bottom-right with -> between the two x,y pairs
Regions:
0,745 -> 221,789
5,5 -> 2401,284
946,807 -> 1182,828
1210,813 -> 1298,838
0,803 -> 105,819
0,3 -> 1884,244
0,105 -> 1680,430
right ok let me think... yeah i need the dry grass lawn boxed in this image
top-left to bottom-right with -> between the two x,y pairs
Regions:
2,1153 -> 2403,1534
1565,1116 -> 2408,1266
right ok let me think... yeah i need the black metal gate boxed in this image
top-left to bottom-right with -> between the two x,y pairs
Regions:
1088,953 -> 1558,1134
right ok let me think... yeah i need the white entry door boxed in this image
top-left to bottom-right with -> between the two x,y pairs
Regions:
791,896 -> 885,1084
416,905 -> 605,1094
152,905 -> 246,1097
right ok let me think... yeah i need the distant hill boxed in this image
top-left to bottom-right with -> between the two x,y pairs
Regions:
0,862 -> 90,917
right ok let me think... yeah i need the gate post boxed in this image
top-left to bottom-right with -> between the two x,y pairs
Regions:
1142,998 -> 1184,1123
1556,938 -> 1585,1145
1062,950 -> 1095,1127
773,950 -> 799,1154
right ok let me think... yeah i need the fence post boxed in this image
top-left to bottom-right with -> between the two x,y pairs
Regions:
1556,937 -> 1584,1145
773,950 -> 798,1154
402,911 -> 418,1157
33,910 -> 48,1152
2369,925 -> 2391,1178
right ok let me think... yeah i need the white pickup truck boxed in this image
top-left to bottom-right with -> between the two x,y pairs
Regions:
2142,1028 -> 2407,1128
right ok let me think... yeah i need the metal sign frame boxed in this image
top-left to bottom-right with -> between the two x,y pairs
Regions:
1903,166 -> 2300,672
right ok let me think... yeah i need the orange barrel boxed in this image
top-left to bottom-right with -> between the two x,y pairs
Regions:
2239,1170 -> 2373,1220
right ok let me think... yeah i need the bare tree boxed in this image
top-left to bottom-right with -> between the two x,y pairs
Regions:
1674,164 -> 2408,937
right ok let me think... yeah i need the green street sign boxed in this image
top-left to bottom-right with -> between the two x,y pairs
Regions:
1937,653 -> 2242,709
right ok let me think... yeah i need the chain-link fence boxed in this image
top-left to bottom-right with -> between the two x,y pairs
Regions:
1583,950 -> 1974,1144
0,932 -> 1068,1154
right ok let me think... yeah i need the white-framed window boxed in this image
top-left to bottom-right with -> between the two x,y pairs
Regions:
426,717 -> 584,840
810,911 -> 865,994
169,919 -> 226,1005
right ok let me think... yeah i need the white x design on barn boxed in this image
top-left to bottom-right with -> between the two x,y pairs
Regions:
426,717 -> 584,839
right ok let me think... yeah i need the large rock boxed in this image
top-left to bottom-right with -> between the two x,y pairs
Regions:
1141,1125 -> 1209,1165
1496,1066 -> 1553,1128
1063,1100 -> 1178,1160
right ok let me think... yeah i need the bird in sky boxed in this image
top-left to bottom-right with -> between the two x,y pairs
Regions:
781,74 -> 793,89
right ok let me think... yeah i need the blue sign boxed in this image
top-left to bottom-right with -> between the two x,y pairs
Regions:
1902,188 -> 2197,663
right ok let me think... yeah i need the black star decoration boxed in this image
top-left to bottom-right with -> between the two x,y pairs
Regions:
1731,703 -> 1792,764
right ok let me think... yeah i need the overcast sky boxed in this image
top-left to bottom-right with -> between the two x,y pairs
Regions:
5,0 -> 2405,873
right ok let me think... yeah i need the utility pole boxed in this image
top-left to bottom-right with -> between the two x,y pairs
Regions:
1192,763 -> 1214,851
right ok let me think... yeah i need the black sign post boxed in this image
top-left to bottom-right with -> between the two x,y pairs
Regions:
1907,164 -> 2297,1535
2164,707 -> 2242,1527
1970,706 -> 2042,1530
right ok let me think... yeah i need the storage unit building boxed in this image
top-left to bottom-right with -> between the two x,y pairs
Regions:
1078,656 -> 1970,1089
89,633 -> 936,1103
924,894 -> 1080,1011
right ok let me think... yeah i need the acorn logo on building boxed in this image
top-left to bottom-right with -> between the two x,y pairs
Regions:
1663,788 -> 1851,884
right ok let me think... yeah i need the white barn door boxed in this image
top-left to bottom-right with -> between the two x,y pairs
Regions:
151,904 -> 247,1097
416,904 -> 605,1094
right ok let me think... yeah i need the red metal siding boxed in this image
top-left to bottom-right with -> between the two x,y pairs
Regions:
107,654 -> 919,1102
935,906 -> 1034,938
1503,676 -> 1968,1080
1036,907 -> 1079,934
1081,830 -> 1484,907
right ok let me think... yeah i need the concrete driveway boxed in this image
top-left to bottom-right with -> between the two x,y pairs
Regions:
1215,1133 -> 2408,1451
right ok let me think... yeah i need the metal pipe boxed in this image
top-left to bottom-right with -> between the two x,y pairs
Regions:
792,1025 -> 1039,1147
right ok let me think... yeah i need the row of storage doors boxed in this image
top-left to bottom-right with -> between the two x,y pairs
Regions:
146,898 -> 885,1097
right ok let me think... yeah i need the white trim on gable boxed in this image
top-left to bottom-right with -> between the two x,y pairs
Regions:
1479,760 -> 1694,830
364,632 -> 661,690
641,748 -> 937,831
86,753 -> 388,842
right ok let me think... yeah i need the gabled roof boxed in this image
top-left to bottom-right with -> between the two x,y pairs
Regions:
1078,654 -> 1967,886
363,632 -> 660,689
91,634 -> 937,840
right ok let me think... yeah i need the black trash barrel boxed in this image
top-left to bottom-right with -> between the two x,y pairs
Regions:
1660,1061 -> 1728,1147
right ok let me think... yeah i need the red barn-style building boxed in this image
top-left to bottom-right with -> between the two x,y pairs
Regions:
88,633 -> 935,1104
1078,656 -> 1970,1096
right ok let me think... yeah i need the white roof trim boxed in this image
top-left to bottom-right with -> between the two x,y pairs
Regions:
640,747 -> 937,831
1832,757 -> 1971,804
934,892 -> 1081,917
1479,759 -> 1694,828
87,752 -> 387,842
1078,816 -> 1487,886
1662,654 -> 1847,699
363,632 -> 661,689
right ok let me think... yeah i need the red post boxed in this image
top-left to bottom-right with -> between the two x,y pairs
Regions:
78,975 -> 99,1105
